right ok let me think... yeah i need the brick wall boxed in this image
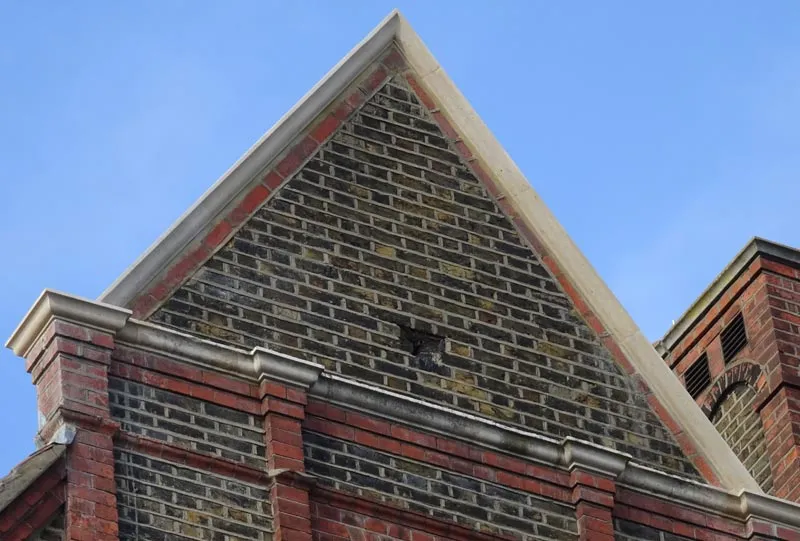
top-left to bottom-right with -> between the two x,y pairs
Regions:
109,377 -> 266,469
613,519 -> 691,541
150,65 -> 697,478
303,431 -> 577,541
27,509 -> 65,541
710,383 -> 772,491
664,255 -> 800,500
114,450 -> 273,541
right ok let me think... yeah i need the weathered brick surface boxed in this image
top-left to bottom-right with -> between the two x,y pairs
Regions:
613,519 -> 691,541
109,377 -> 266,469
149,68 -> 697,478
710,383 -> 772,491
303,430 -> 577,541
114,450 -> 273,541
28,509 -> 64,541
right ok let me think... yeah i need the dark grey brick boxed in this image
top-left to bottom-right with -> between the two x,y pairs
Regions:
115,450 -> 272,541
304,431 -> 577,541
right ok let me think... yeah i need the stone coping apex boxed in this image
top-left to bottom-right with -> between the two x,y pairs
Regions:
251,346 -> 325,388
6,289 -> 132,357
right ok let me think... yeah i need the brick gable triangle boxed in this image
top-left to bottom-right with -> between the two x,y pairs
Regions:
99,10 -> 759,492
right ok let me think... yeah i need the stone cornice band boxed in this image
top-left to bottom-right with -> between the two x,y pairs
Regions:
6,290 -> 797,530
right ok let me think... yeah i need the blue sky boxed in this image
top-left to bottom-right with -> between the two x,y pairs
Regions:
1,2 -> 799,474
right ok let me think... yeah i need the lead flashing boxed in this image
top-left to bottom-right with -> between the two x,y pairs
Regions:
6,289 -> 132,357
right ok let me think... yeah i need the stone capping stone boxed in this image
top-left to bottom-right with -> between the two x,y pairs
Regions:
6,290 -> 800,531
117,318 -> 254,376
252,347 -> 324,389
6,289 -> 132,357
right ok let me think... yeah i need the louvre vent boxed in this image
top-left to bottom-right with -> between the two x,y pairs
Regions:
721,312 -> 748,363
685,353 -> 711,399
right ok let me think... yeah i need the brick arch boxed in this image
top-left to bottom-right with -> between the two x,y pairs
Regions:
701,361 -> 763,418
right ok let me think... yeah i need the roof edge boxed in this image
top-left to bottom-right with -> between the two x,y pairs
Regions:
656,237 -> 800,356
98,10 -> 403,307
0,444 -> 66,515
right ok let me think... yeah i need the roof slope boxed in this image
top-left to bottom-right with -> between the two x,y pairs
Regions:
0,444 -> 65,514
99,10 -> 759,492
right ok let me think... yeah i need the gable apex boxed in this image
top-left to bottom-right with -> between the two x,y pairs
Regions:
99,10 -> 759,493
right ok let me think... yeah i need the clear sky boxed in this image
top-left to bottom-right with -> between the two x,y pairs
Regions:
2,2 -> 799,474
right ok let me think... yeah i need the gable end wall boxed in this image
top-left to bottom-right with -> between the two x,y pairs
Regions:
145,48 -> 699,479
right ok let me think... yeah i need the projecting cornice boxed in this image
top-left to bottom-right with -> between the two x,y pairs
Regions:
6,290 -> 800,531
6,289 -> 132,357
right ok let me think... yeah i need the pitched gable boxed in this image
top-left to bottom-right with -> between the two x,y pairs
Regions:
148,64 -> 700,478
100,11 -> 759,491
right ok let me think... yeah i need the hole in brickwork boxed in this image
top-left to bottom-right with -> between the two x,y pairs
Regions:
721,312 -> 748,363
399,325 -> 445,372
685,353 -> 711,399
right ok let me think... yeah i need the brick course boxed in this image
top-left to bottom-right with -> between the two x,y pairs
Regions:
109,377 -> 266,469
613,519 -> 691,541
114,450 -> 273,541
28,509 -> 65,541
303,430 -> 577,541
150,67 -> 697,479
710,383 -> 772,491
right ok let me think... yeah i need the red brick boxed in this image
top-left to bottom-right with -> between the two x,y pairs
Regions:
482,451 -> 526,474
346,412 -> 391,436
305,417 -> 354,441
404,74 -> 435,110
382,48 -> 406,72
311,114 -> 341,143
204,219 -> 233,248
355,429 -> 402,454
279,511 -> 312,533
277,136 -> 319,178
306,401 -> 347,422
275,483 -> 309,504
271,441 -> 305,461
390,425 -> 435,448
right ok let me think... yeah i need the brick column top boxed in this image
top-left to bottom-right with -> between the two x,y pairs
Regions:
6,289 -> 131,358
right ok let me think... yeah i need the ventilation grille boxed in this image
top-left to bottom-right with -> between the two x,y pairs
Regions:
685,353 -> 711,399
721,312 -> 748,363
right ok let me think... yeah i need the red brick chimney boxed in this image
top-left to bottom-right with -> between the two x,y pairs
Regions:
657,238 -> 800,501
